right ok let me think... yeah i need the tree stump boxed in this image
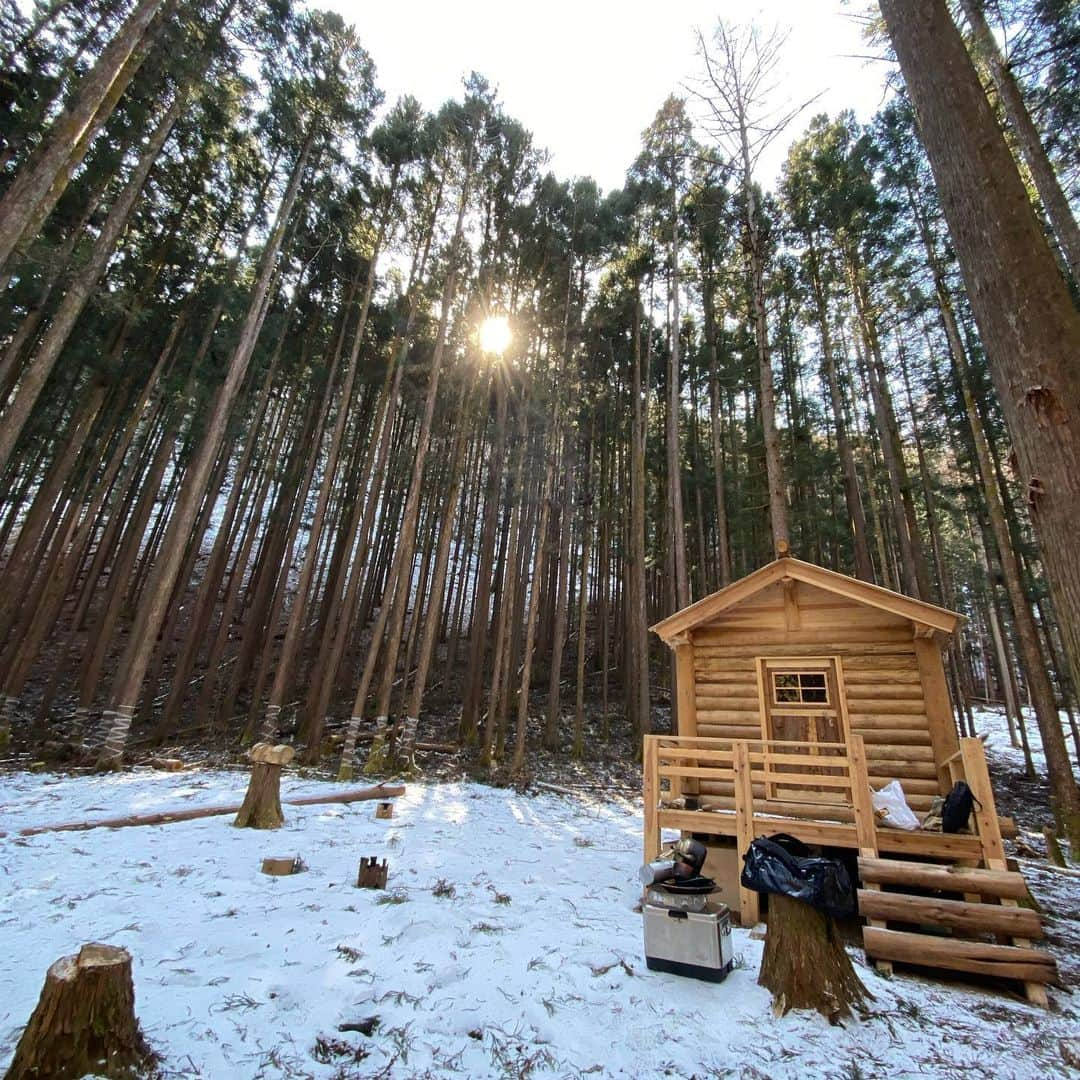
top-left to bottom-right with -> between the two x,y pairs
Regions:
4,943 -> 157,1080
757,894 -> 871,1023
233,742 -> 294,829
357,857 -> 388,889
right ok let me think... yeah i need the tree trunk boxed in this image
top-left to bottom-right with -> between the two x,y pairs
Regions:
0,0 -> 166,275
233,744 -> 294,829
758,894 -> 871,1022
96,131 -> 313,767
4,943 -> 156,1080
956,0 -> 1080,283
877,0 -> 1080,849
807,237 -> 873,581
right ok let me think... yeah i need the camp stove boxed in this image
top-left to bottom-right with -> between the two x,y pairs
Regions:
643,879 -> 733,982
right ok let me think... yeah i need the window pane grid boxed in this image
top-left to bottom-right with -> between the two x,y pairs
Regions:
771,670 -> 830,706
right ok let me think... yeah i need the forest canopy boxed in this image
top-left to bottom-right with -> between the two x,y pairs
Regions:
0,0 -> 1077,838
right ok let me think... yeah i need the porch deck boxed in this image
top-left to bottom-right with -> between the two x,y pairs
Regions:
642,732 -> 1057,1003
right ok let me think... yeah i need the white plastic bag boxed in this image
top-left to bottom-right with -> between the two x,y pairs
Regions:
871,780 -> 920,831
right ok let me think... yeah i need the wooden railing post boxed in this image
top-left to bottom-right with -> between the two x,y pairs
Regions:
848,734 -> 877,857
959,735 -> 1047,1006
848,732 -> 892,973
733,739 -> 760,927
643,735 -> 660,863
959,736 -> 1006,864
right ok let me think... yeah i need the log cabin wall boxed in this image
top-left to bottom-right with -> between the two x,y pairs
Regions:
685,579 -> 957,814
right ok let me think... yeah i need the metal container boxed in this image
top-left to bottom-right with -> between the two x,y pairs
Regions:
645,882 -> 713,913
643,901 -> 733,982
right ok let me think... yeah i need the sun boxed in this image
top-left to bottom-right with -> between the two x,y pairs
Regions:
478,315 -> 512,356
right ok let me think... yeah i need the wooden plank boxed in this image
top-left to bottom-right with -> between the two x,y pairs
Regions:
693,696 -> 762,712
696,724 -> 765,740
862,744 -> 936,762
757,770 -> 852,789
857,889 -> 1043,938
914,638 -> 961,788
695,709 -> 766,724
692,627 -> 918,647
840,655 -> 920,670
675,642 -> 697,740
868,776 -> 940,796
861,927 -> 1056,983
782,577 -> 801,631
956,736 -> 1046,1003
849,732 -> 890,972
857,858 -> 1032,899
733,740 -> 759,926
848,712 -> 929,730
643,736 -> 659,862
656,746 -> 737,764
866,760 -> 939,781
845,698 -> 927,715
14,783 -> 406,836
961,736 -> 1006,864
858,729 -> 934,747
757,750 -> 850,769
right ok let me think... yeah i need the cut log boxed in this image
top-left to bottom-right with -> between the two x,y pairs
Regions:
150,757 -> 184,772
234,760 -> 286,829
4,943 -> 156,1080
758,893 -> 872,1022
14,783 -> 406,837
857,857 -> 1031,900
249,741 -> 295,766
261,856 -> 300,876
862,926 -> 1059,984
374,801 -> 394,819
357,856 -> 388,889
856,888 -> 1043,938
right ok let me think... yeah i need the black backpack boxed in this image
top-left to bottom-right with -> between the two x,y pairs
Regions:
941,780 -> 980,833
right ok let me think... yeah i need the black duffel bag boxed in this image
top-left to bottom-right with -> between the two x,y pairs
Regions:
740,833 -> 856,919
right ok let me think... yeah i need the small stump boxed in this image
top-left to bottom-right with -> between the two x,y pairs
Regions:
357,857 -> 388,889
374,801 -> 394,820
758,894 -> 871,1023
234,742 -> 294,829
261,856 -> 301,876
5,943 -> 157,1080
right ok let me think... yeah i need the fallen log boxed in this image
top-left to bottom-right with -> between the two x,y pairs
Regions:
11,783 -> 406,837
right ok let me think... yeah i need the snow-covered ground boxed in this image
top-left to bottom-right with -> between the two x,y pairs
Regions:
0,765 -> 1077,1079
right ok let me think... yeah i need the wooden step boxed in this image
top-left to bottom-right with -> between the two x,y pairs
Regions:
858,857 -> 1031,900
862,927 -> 1058,984
857,889 -> 1043,939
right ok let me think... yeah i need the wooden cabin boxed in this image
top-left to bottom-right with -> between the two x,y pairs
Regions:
646,556 -> 1057,1003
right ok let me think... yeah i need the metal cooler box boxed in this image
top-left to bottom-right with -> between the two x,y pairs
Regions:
643,901 -> 733,982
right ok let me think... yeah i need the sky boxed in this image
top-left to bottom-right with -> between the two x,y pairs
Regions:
321,1 -> 893,193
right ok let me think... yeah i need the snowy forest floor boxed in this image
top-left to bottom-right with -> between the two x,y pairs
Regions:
1,706 -> 1078,1079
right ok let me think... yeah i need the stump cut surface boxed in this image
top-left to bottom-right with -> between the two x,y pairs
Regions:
4,943 -> 156,1079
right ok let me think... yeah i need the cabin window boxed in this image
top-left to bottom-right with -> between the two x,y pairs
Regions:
771,670 -> 829,706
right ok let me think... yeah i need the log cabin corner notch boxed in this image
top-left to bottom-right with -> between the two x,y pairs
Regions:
650,555 -> 962,796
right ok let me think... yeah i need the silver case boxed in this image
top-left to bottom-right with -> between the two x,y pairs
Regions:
643,902 -> 733,973
645,885 -> 711,912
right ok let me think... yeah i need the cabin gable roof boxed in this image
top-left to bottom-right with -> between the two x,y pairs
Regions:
650,557 -> 960,644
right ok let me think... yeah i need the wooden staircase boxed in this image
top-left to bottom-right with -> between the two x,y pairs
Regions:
856,738 -> 1059,1005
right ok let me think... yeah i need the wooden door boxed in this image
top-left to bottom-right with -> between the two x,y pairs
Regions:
758,657 -> 848,804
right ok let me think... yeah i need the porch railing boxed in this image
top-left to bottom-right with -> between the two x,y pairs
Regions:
642,732 -> 1004,928
643,733 -> 878,926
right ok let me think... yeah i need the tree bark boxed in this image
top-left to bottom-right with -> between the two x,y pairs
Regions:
4,943 -> 156,1080
758,894 -> 871,1022
956,0 -> 1080,283
877,0 -> 1080,847
0,0 -> 166,275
